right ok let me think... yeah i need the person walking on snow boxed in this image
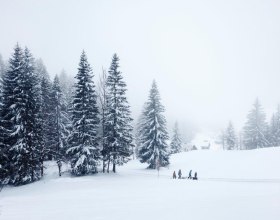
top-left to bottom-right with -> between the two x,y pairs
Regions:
57,160 -> 62,177
178,169 -> 182,179
173,171 -> 177,179
193,172 -> 198,180
188,170 -> 192,179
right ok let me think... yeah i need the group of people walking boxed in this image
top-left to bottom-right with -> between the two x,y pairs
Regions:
172,169 -> 198,180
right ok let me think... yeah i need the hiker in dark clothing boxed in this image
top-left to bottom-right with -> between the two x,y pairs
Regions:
178,169 -> 182,179
193,172 -> 198,180
188,170 -> 192,179
173,171 -> 177,179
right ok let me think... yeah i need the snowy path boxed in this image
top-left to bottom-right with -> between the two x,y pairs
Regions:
0,148 -> 280,220
125,171 -> 280,183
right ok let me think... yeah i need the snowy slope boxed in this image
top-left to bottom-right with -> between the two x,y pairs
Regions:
0,148 -> 280,220
169,148 -> 280,179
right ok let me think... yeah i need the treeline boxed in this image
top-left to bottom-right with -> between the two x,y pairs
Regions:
0,44 -> 182,186
0,45 -> 136,185
222,98 -> 280,150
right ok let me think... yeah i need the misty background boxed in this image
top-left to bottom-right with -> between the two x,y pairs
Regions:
1,0 -> 280,138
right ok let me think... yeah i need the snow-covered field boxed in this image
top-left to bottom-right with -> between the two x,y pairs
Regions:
1,148 -> 280,220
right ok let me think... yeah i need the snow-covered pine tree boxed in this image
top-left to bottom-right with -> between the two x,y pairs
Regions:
0,46 -> 23,184
31,54 -> 45,178
1,45 -> 42,185
224,121 -> 237,150
34,61 -> 53,161
170,121 -> 182,154
104,54 -> 134,173
243,98 -> 269,149
49,75 -> 71,161
15,47 -> 42,184
137,80 -> 169,169
67,51 -> 100,176
40,76 -> 53,160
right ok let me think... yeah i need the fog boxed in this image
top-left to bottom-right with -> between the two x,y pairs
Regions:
1,0 -> 280,136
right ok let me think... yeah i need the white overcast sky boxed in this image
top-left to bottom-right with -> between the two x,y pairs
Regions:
1,0 -> 280,134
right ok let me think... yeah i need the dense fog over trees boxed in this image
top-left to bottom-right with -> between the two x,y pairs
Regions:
1,0 -> 280,133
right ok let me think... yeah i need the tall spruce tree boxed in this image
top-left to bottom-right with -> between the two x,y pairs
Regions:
0,46 -> 24,184
0,45 -> 42,185
170,122 -> 182,154
104,54 -> 134,173
30,52 -> 45,177
40,76 -> 53,160
49,75 -> 71,161
243,99 -> 269,149
137,81 -> 169,169
35,60 -> 52,161
13,47 -> 42,184
67,51 -> 100,176
224,121 -> 237,150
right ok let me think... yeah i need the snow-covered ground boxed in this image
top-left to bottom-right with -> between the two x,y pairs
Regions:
1,148 -> 280,220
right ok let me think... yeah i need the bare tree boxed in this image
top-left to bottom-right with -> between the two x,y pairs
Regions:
97,68 -> 108,173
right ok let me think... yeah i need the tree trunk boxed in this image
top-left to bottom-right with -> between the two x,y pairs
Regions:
112,155 -> 116,173
31,152 -> 34,182
113,163 -> 116,173
107,157 -> 110,173
40,159 -> 44,177
102,159 -> 105,173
